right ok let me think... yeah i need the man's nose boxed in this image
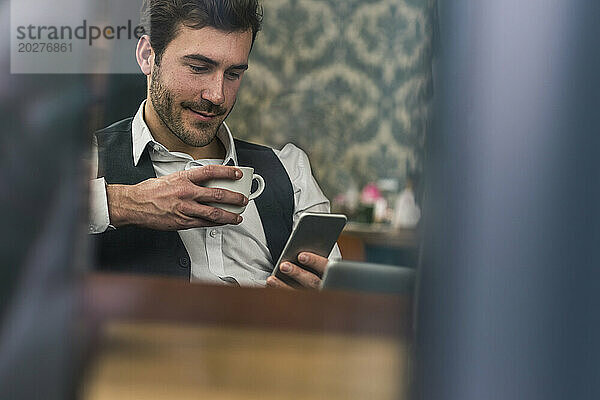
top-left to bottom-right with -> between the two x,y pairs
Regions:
201,74 -> 226,106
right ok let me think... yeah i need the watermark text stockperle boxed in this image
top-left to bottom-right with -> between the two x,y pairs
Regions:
15,20 -> 145,52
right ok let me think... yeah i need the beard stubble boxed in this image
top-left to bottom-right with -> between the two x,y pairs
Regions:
149,63 -> 228,147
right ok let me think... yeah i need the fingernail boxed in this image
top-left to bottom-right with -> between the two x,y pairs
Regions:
235,169 -> 243,179
298,253 -> 308,263
237,216 -> 243,223
243,197 -> 249,205
280,263 -> 292,273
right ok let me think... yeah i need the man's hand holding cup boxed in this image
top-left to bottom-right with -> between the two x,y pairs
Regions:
106,165 -> 264,231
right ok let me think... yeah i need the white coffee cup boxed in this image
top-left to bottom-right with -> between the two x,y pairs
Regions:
204,166 -> 265,214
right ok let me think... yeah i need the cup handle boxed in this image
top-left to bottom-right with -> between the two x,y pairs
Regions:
248,174 -> 265,200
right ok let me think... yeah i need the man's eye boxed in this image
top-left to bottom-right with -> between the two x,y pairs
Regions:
226,71 -> 241,80
189,65 -> 208,73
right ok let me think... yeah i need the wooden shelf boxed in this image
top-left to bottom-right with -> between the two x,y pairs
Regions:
339,223 -> 420,262
343,222 -> 419,248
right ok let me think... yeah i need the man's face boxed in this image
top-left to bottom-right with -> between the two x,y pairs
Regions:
149,26 -> 252,147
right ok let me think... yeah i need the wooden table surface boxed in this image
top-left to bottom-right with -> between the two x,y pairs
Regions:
80,273 -> 414,400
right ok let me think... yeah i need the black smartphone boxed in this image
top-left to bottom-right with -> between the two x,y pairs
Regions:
271,212 -> 347,286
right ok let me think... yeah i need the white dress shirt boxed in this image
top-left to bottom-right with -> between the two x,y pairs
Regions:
90,102 -> 340,286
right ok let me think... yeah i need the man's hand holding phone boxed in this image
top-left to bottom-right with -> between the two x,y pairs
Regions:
266,212 -> 347,290
266,252 -> 328,290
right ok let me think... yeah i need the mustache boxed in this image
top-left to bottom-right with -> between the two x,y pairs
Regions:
181,99 -> 227,116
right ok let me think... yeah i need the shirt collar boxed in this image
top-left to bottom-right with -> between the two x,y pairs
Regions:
131,100 -> 238,166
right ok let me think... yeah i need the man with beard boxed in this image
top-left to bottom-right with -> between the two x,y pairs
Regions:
89,0 -> 340,289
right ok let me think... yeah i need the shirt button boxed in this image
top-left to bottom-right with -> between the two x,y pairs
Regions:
178,257 -> 190,268
209,229 -> 218,238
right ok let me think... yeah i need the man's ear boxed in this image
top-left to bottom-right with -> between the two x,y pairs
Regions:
136,35 -> 154,76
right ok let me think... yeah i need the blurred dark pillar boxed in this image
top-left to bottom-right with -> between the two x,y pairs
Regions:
0,1 -> 90,398
418,1 -> 600,399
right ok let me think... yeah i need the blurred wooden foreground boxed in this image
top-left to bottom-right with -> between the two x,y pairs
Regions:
81,273 -> 413,400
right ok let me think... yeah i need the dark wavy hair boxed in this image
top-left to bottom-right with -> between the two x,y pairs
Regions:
141,0 -> 263,64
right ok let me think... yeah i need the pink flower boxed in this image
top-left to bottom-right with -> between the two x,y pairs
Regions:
361,183 -> 382,204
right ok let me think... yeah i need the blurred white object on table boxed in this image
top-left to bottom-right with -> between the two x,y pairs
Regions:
393,187 -> 421,228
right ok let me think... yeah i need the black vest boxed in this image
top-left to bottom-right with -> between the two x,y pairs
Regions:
93,118 -> 294,278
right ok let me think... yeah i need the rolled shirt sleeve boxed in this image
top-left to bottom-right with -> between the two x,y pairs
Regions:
88,135 -> 110,234
89,177 -> 110,234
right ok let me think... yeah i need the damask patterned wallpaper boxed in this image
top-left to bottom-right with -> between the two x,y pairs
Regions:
227,0 -> 435,200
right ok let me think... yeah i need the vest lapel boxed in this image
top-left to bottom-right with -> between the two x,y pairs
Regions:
235,140 -> 294,265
